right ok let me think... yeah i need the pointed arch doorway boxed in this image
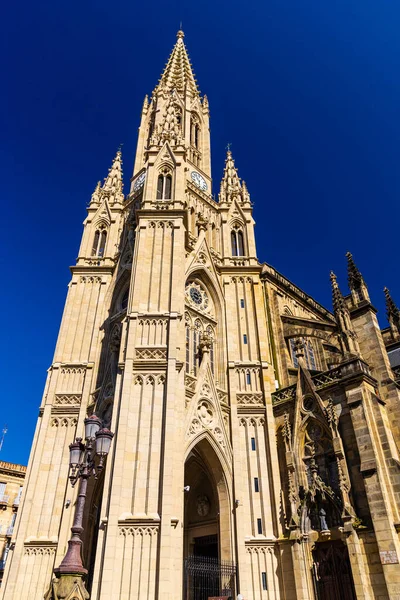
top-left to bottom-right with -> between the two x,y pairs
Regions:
183,438 -> 236,600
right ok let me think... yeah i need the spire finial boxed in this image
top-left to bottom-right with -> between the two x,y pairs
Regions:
346,251 -> 369,302
330,271 -> 346,312
346,251 -> 363,288
384,287 -> 400,336
102,147 -> 124,202
154,29 -> 199,97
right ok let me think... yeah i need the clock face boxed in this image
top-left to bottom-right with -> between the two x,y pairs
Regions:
190,287 -> 202,305
133,171 -> 146,191
191,171 -> 207,191
186,283 -> 209,311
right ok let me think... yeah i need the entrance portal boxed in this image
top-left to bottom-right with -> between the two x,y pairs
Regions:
183,440 -> 235,600
312,541 -> 356,600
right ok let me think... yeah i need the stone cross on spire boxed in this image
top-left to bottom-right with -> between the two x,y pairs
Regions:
153,30 -> 199,97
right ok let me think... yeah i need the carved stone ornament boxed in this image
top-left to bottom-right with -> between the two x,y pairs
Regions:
44,573 -> 89,600
197,495 -> 210,517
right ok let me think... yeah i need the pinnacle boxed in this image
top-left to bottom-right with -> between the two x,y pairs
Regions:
219,149 -> 250,204
384,287 -> 400,321
154,31 -> 200,97
346,251 -> 363,289
102,148 -> 124,198
330,271 -> 346,313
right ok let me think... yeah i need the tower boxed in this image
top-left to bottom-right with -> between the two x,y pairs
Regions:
4,29 -> 400,600
1,31 -> 280,600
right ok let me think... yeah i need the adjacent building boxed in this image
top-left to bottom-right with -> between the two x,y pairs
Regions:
0,461 -> 26,584
2,30 -> 400,600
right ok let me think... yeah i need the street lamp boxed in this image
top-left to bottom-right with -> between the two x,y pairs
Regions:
46,415 -> 114,600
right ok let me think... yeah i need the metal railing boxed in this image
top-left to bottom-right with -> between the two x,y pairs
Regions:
13,496 -> 21,507
184,555 -> 236,600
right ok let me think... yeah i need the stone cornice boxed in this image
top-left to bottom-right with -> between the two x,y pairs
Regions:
262,263 -> 335,323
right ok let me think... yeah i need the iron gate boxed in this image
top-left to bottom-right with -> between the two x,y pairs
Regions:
312,542 -> 356,600
184,555 -> 236,600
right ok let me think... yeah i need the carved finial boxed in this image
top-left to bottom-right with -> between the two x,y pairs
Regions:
346,251 -> 369,302
102,149 -> 124,204
90,181 -> 101,205
177,29 -> 184,39
384,287 -> 400,337
330,271 -> 346,313
219,148 -> 249,204
330,271 -> 360,357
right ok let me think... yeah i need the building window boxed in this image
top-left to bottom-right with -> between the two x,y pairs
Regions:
91,227 -> 107,257
231,229 -> 245,256
191,114 -> 200,149
257,518 -> 263,534
157,172 -> 172,200
354,287 -> 363,302
186,325 -> 190,373
0,482 -> 6,500
120,288 -> 129,311
243,334 -> 248,344
231,231 -> 238,256
14,486 -> 23,506
290,337 -> 318,370
254,477 -> 259,492
262,572 -> 267,590
251,437 -> 256,451
240,299 -> 245,308
246,372 -> 251,385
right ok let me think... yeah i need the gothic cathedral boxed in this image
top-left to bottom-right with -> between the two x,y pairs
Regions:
2,30 -> 400,600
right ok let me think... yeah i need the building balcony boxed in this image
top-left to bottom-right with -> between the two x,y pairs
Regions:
0,495 -> 9,509
12,497 -> 21,511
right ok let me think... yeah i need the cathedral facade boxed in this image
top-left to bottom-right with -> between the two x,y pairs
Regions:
2,31 -> 400,600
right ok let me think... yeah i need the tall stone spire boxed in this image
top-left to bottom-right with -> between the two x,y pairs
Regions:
219,150 -> 250,204
346,251 -> 370,303
153,30 -> 199,97
384,287 -> 400,339
330,271 -> 360,357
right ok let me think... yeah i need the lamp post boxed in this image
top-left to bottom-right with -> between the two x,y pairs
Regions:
45,415 -> 114,600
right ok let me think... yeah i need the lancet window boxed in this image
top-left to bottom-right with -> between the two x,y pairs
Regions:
290,337 -> 317,370
231,228 -> 245,256
190,113 -> 200,149
91,225 -> 107,257
157,168 -> 172,200
185,317 -> 216,377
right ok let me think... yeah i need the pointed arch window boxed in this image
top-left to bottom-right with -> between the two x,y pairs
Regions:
157,169 -> 172,200
121,288 -> 129,311
290,337 -> 318,371
231,227 -> 245,256
191,114 -> 200,149
91,225 -> 107,257
186,324 -> 190,373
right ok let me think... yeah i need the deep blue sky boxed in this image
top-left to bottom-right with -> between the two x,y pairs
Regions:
2,0 -> 399,464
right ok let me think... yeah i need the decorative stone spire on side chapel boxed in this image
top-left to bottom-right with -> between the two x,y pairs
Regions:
384,287 -> 400,340
330,271 -> 360,357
